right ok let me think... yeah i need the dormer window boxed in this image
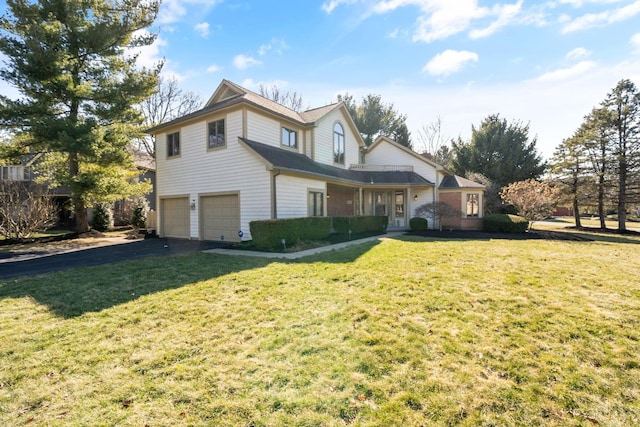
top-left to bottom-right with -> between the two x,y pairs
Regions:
333,123 -> 345,164
281,127 -> 297,148
208,119 -> 226,149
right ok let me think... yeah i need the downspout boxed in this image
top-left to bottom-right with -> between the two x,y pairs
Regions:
272,169 -> 280,219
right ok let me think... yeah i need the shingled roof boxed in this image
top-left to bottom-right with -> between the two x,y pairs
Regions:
239,138 -> 434,187
146,80 -> 343,134
439,175 -> 486,189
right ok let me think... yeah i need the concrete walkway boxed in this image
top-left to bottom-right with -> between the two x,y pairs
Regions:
203,232 -> 405,259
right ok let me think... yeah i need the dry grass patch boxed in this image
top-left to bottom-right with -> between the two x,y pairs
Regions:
1,235 -> 639,425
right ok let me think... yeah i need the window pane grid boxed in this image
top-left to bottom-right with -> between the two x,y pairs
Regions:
208,119 -> 225,149
167,132 -> 180,157
466,194 -> 479,217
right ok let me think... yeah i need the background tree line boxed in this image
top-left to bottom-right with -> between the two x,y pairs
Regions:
550,79 -> 640,232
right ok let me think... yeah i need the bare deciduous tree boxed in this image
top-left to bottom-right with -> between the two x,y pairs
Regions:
138,77 -> 204,157
259,84 -> 304,112
0,181 -> 57,239
414,201 -> 462,231
416,116 -> 452,166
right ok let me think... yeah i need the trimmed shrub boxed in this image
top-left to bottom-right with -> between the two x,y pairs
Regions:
409,217 -> 428,231
131,197 -> 149,229
91,203 -> 113,232
483,213 -> 528,233
332,216 -> 388,235
249,217 -> 332,251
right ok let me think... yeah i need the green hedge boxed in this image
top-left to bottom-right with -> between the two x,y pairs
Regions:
483,214 -> 529,233
409,217 -> 428,231
249,217 -> 332,251
332,216 -> 388,235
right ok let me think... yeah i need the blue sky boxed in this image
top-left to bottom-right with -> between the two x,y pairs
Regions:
2,1 -> 640,158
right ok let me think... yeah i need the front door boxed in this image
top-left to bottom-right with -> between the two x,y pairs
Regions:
374,191 -> 388,216
394,190 -> 405,227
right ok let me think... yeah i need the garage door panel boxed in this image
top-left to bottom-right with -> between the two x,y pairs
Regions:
162,197 -> 190,238
201,194 -> 240,242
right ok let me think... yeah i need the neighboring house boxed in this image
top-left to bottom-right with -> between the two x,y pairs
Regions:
147,79 -> 485,242
0,155 -> 73,224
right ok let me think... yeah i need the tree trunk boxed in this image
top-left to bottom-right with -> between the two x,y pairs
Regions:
598,173 -> 606,229
618,157 -> 627,232
69,152 -> 90,232
74,198 -> 89,232
572,196 -> 581,229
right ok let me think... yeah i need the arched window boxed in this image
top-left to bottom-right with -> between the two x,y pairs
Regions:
333,123 -> 345,164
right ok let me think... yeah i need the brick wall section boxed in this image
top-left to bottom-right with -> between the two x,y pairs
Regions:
438,192 -> 462,229
327,186 -> 356,216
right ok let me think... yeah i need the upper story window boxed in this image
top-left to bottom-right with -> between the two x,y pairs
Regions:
208,119 -> 225,149
281,127 -> 297,148
167,132 -> 180,158
333,123 -> 345,164
466,193 -> 479,217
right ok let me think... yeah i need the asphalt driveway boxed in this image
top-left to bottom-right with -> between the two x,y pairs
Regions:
0,238 -> 228,280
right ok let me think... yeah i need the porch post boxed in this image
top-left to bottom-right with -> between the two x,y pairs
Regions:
359,187 -> 363,216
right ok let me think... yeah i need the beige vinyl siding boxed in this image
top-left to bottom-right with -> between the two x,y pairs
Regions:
304,129 -> 313,158
156,110 -> 271,240
276,175 -> 325,218
246,111 -> 280,147
312,109 -> 360,167
366,142 -> 438,184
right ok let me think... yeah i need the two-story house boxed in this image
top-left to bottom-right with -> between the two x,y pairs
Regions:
147,79 -> 484,242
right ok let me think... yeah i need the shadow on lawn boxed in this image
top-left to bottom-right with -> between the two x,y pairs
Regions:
0,238 -> 381,318
407,228 -> 640,245
0,252 -> 273,318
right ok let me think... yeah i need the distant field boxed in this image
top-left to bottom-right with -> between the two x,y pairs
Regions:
1,233 -> 639,426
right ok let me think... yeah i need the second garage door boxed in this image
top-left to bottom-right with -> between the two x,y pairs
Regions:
201,194 -> 240,242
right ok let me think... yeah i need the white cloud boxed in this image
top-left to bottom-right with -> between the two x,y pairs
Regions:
412,1 -> 489,43
258,38 -> 289,56
469,0 -> 523,39
562,0 -> 640,33
632,33 -> 640,54
233,54 -> 262,70
387,28 -> 400,38
158,0 -> 223,24
423,49 -> 479,77
206,64 -> 222,73
322,0 -> 359,14
194,22 -> 210,37
127,30 -> 166,69
566,47 -> 591,60
534,60 -> 597,82
366,0 -> 530,43
558,0 -> 627,7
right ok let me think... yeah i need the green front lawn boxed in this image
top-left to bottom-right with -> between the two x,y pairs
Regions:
1,234 -> 639,426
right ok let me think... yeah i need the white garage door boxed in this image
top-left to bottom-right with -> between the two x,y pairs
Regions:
161,197 -> 190,238
201,194 -> 240,242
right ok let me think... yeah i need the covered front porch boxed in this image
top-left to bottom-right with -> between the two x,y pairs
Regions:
325,183 -> 434,230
